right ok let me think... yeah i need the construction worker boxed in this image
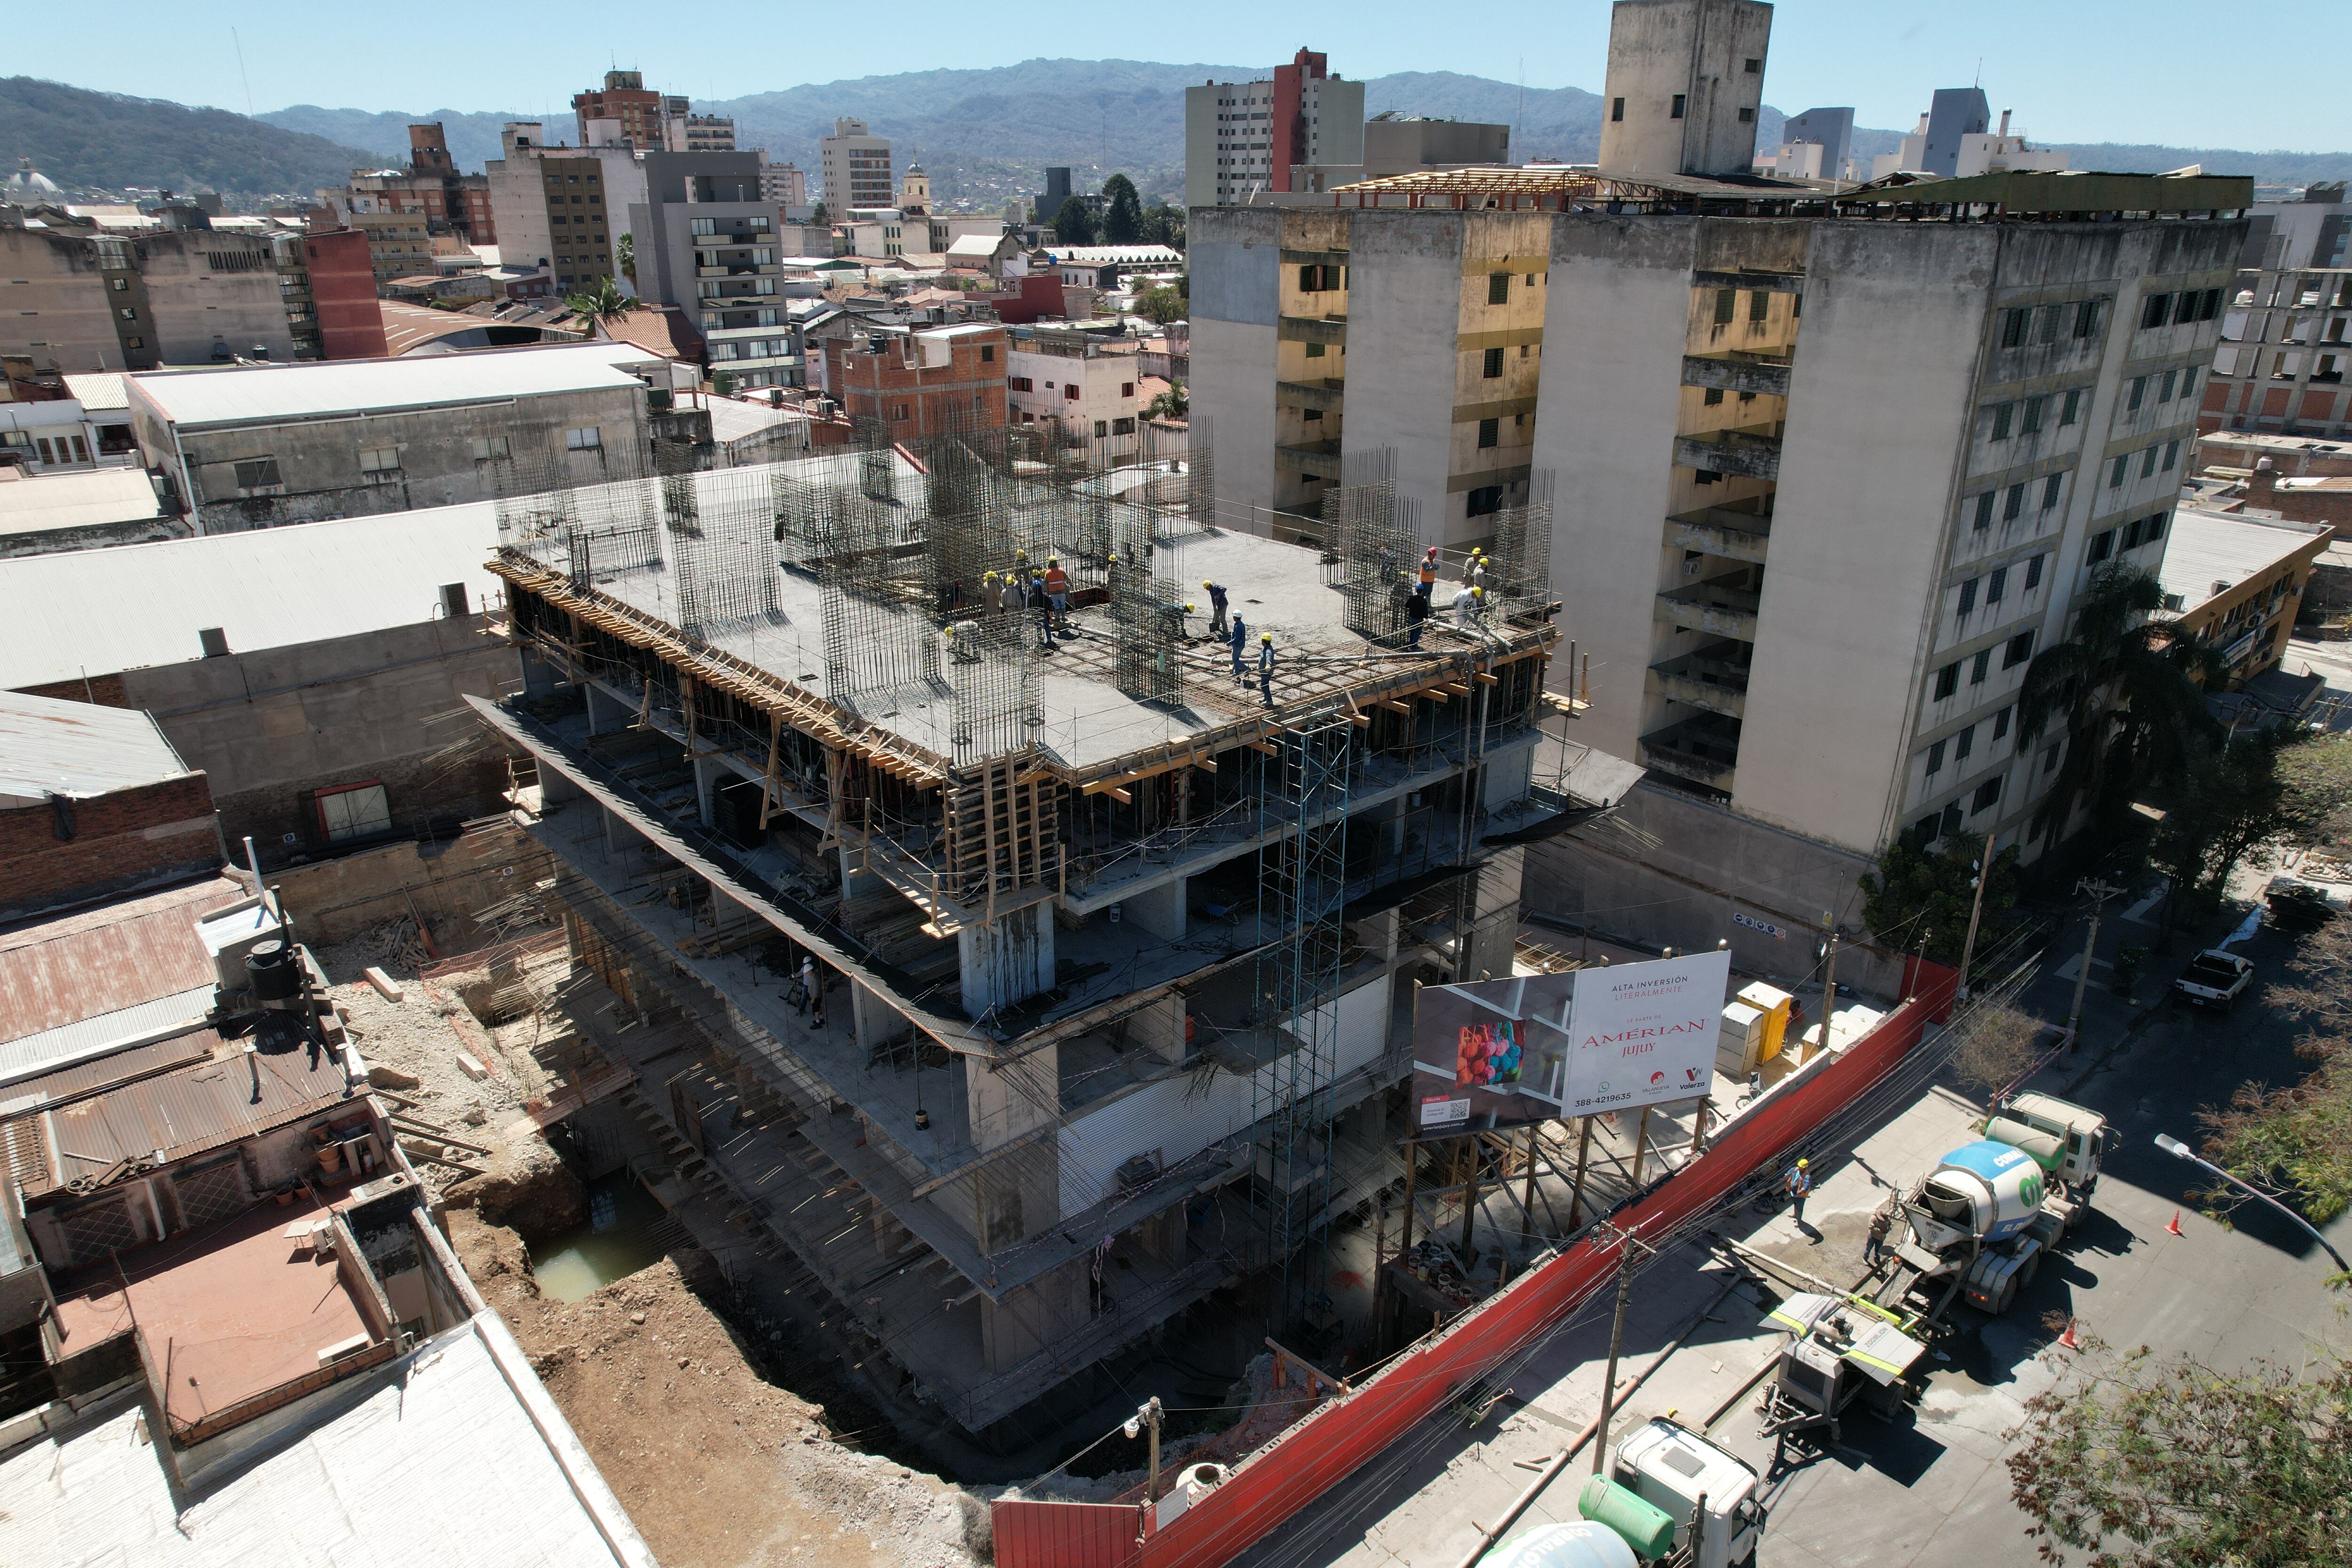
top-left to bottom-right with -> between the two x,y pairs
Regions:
1451,581 -> 1479,626
1418,546 -> 1440,591
1257,633 -> 1276,706
1105,551 -> 1122,599
980,571 -> 1000,613
1866,1195 -> 1899,1266
945,620 -> 982,664
1011,551 -> 1034,596
1470,553 -> 1490,592
1202,579 -> 1229,636
1228,613 -> 1248,681
1028,575 -> 1056,649
1785,1157 -> 1816,1238
1043,556 -> 1070,629
1405,581 -> 1430,648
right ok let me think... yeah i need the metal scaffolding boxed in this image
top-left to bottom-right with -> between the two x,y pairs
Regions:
1250,710 -> 1354,1333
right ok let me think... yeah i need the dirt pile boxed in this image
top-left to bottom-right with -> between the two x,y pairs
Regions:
450,1213 -> 988,1568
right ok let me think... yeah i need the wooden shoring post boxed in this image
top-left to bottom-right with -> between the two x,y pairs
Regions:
819,748 -> 844,852
1631,1106 -> 1653,1190
1567,1114 -> 1595,1229
758,712 -> 785,828
682,673 -> 698,750
982,757 -> 1001,926
1521,1123 -> 1541,1239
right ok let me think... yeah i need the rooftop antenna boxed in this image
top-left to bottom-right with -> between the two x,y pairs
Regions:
230,28 -> 254,118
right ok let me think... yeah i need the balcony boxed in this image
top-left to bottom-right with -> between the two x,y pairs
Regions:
1681,352 -> 1792,400
1276,438 -> 1344,480
697,262 -> 781,279
1639,714 -> 1742,796
1666,499 -> 1772,565
692,231 -> 773,250
1276,377 -> 1345,413
1278,314 -> 1349,347
1656,572 -> 1762,640
1674,422 -> 1783,481
1648,647 -> 1751,718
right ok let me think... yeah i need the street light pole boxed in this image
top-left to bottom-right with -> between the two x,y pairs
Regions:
2154,1133 -> 2350,1275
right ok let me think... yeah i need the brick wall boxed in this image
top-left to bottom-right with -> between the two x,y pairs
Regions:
825,326 -> 1009,440
0,772 -> 220,920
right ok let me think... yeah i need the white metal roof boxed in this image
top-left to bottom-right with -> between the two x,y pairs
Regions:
0,690 -> 189,804
0,1314 -> 652,1568
127,342 -> 664,430
703,397 -> 803,444
0,466 -> 163,536
2158,507 -> 2331,615
0,503 -> 501,689
946,233 -> 1006,257
60,372 -> 129,412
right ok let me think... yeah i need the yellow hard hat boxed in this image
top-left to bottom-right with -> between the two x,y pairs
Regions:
1184,602 -> 1196,612
1261,633 -> 1272,643
1048,557 -> 1059,566
983,571 -> 997,581
1471,586 -> 1484,597
1202,580 -> 1213,589
1796,1158 -> 1809,1169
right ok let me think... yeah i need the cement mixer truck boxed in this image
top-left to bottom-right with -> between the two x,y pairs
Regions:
1481,1417 -> 1765,1568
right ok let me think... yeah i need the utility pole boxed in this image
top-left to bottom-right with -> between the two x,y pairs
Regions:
1126,1397 -> 1164,1508
1955,832 -> 1997,1000
2066,877 -> 2126,1051
1592,1225 -> 1657,1474
1815,914 -> 1840,1055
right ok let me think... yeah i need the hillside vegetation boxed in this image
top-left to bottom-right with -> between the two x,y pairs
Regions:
1,75 -> 394,198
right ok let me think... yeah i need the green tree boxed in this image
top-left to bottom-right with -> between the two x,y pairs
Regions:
2016,564 -> 2223,847
1137,202 -> 1187,252
2145,734 -> 2287,934
2277,732 -> 2352,850
1143,382 -> 1189,422
1101,173 -> 1143,244
564,277 -> 635,331
2007,1326 -> 2352,1566
810,199 -> 829,225
1133,283 -> 1187,325
2200,915 -> 2352,1231
1858,828 -> 2019,970
1053,194 -> 1097,246
616,231 -> 636,289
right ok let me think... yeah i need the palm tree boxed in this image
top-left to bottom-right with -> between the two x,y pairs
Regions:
1143,382 -> 1188,422
2016,563 -> 2225,846
564,276 -> 636,332
615,231 -> 636,290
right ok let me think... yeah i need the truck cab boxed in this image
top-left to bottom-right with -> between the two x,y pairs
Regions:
1986,1092 -> 2112,1195
1609,1417 -> 1764,1568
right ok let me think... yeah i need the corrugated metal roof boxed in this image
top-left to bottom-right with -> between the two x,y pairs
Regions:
127,342 -> 663,430
0,690 -> 189,803
0,466 -> 165,537
0,881 -> 234,1045
0,502 -> 501,689
4,1014 -> 355,1199
0,986 -> 217,1081
60,372 -> 129,412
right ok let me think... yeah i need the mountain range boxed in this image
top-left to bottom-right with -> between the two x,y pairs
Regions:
8,61 -> 2352,208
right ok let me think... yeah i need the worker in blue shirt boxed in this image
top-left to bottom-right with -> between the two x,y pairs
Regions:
1257,633 -> 1276,706
1202,580 -> 1230,637
1228,613 -> 1248,681
1785,1157 -> 1817,1240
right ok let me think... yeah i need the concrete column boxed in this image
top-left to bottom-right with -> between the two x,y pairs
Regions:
585,681 -> 629,736
691,752 -> 722,830
518,646 -> 561,699
957,903 -> 1056,1019
1463,846 -> 1525,981
1119,875 -> 1186,940
1482,744 -> 1535,813
967,1043 -> 1058,1151
839,845 -> 885,899
850,978 -> 903,1057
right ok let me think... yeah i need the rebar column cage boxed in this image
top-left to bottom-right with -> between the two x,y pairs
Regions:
1185,411 -> 1216,530
1249,710 -> 1354,1333
818,422 -> 941,714
1111,502 -> 1185,708
1487,469 -> 1556,618
669,459 -> 786,644
1331,447 -> 1422,642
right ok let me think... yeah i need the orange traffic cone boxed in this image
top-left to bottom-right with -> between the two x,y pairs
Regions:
2165,1209 -> 2185,1237
2057,1317 -> 2079,1349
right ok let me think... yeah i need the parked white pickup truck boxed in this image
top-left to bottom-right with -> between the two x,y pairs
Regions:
2172,948 -> 2254,1009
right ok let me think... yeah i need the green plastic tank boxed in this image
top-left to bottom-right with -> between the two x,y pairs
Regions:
1576,1475 -> 1676,1560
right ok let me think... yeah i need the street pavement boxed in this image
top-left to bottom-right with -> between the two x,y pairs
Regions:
1233,893 -> 2349,1568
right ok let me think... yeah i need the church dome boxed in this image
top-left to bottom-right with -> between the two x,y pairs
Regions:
4,158 -> 63,200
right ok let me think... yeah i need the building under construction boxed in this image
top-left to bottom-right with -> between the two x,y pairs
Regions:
464,410 -> 1572,1437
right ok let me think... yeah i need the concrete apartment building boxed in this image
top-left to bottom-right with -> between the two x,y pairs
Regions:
125,342 -> 663,531
0,218 -> 294,372
759,158 -> 809,208
1186,48 -> 1366,209
1192,0 -> 2250,981
484,124 -> 647,294
1597,0 -> 1772,180
1290,114 -> 1514,197
335,125 -> 495,284
2156,506 -> 2332,682
573,69 -> 668,149
1004,324 -> 1144,462
820,118 -> 894,214
626,151 -> 799,390
2201,183 -> 2352,439
824,320 -> 1007,439
679,114 -> 736,152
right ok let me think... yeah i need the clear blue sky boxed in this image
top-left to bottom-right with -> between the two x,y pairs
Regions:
15,0 -> 2342,151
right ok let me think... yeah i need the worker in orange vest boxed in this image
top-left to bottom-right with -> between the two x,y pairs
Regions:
1043,557 -> 1071,630
1418,547 -> 1440,590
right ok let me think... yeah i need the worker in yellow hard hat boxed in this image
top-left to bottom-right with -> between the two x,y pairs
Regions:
1257,632 -> 1276,706
1786,1158 -> 1816,1237
1202,578 -> 1229,636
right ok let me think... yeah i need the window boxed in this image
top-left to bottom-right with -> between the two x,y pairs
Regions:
2074,299 -> 2103,339
1926,739 -> 1947,775
2004,630 -> 2035,668
1483,346 -> 1505,379
2159,368 -> 2177,401
2042,474 -> 2063,511
2122,517 -> 2145,549
2021,395 -> 2045,434
1065,384 -> 1081,400
1971,778 -> 2002,813
1958,578 -> 1978,615
1992,402 -> 2014,440
2025,554 -> 2044,590
1112,416 -> 1136,436
565,426 -> 601,450
1745,57 -> 1761,72
2002,308 -> 2029,348
2197,287 -> 2222,320
1120,382 -> 1134,398
1715,289 -> 1736,326
1305,341 -> 1326,358
1986,565 -> 2008,604
2039,305 -> 2061,345
2060,388 -> 2082,426
980,345 -> 995,363
1093,419 -> 1109,438
1933,663 -> 1960,700
1670,94 -> 1686,119
1009,374 -> 1034,392
1749,290 -> 1769,323
2141,293 -> 2171,330
2145,510 -> 2167,541
1477,417 -> 1499,449
2089,529 -> 2115,564
470,435 -> 509,461
1466,484 -> 1504,517
1611,97 -> 1625,122
2042,743 -> 2061,775
1973,492 -> 1996,531
232,457 -> 281,489
118,307 -> 136,321
1971,649 -> 1992,685
314,781 -> 392,844
1994,706 -> 2012,740
1489,272 -> 1511,305
110,277 -> 128,292
1955,724 -> 1975,762
2180,367 -> 2199,399
2127,376 -> 2146,412
2142,446 -> 2159,478
2109,454 -> 2128,488
359,446 -> 399,473
1704,387 -> 1724,406
2162,439 -> 2179,471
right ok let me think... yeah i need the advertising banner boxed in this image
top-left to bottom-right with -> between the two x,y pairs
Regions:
1411,951 -> 1733,1131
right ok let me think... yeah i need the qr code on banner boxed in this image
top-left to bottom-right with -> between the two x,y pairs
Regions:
1421,1096 -> 1471,1128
